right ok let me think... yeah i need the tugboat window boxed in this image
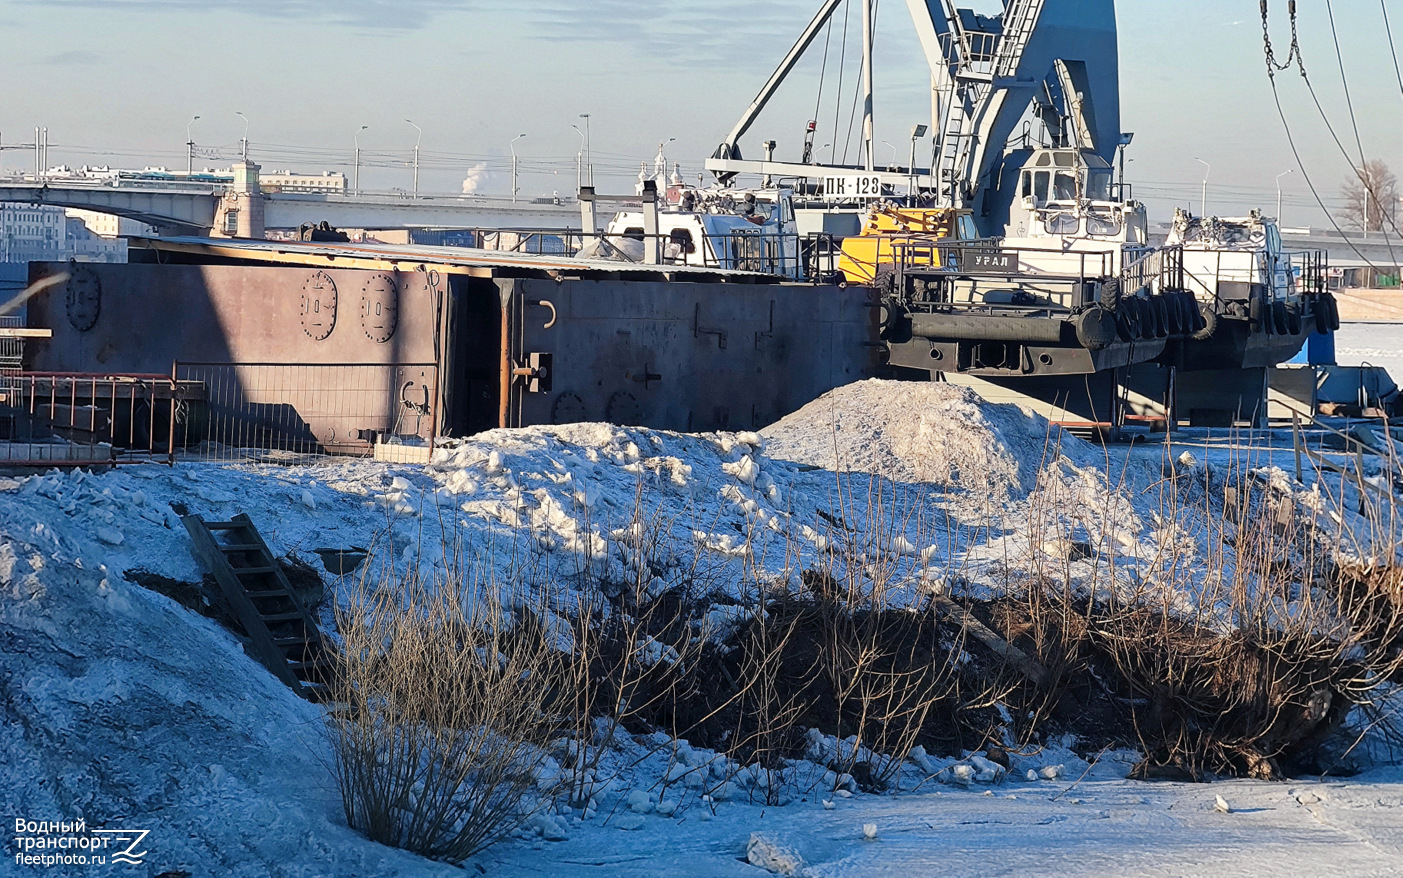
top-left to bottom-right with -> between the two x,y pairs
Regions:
1044,212 -> 1080,235
1033,172 -> 1050,203
1052,172 -> 1078,200
1086,213 -> 1122,236
669,228 -> 696,255
1086,170 -> 1113,201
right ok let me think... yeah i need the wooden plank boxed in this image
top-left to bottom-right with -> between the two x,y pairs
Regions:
0,328 -> 52,338
934,597 -> 1049,687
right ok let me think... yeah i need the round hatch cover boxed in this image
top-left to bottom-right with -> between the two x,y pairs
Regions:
65,267 -> 102,332
301,271 -> 338,340
551,392 -> 587,424
360,273 -> 399,343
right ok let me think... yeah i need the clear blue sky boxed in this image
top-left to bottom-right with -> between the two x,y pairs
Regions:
2,0 -> 1400,228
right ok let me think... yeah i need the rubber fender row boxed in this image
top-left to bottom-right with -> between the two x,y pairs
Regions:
1076,291 -> 1209,350
1313,292 -> 1341,334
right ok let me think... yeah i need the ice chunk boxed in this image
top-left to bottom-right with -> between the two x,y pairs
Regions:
746,834 -> 804,876
96,527 -> 124,546
300,490 -> 317,510
723,455 -> 759,486
626,789 -> 654,814
862,823 -> 878,840
527,813 -> 569,841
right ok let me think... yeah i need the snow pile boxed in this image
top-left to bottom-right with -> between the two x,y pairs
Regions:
0,534 -> 456,877
762,380 -> 1097,503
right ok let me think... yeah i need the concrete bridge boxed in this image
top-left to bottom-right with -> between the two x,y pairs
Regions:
0,161 -> 581,237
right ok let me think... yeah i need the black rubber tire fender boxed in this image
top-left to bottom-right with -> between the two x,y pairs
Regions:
1325,292 -> 1342,332
1075,307 -> 1119,351
1313,295 -> 1330,335
1166,294 -> 1187,336
1148,296 -> 1167,338
1098,277 -> 1122,312
1132,297 -> 1154,340
1115,301 -> 1139,342
1186,294 -> 1207,332
1192,303 -> 1218,340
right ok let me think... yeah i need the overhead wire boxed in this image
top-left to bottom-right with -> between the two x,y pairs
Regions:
841,0 -> 879,166
1324,0 -> 1397,266
1260,0 -> 1386,271
812,9 -> 836,143
1382,0 -> 1403,102
829,0 -> 851,165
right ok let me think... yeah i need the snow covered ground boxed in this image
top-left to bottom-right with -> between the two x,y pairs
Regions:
3,379 -> 1402,876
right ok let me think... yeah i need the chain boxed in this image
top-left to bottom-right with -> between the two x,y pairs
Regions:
1261,0 -> 1304,77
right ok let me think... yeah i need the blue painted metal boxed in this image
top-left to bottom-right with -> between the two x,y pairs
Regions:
915,0 -> 1120,232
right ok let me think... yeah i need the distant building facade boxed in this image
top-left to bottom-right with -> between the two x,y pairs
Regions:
65,208 -> 156,239
259,170 -> 347,194
0,205 -> 128,293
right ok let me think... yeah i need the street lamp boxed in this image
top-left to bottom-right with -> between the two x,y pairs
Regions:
571,124 -> 586,194
655,137 -> 675,181
235,112 -> 249,161
353,125 -> 368,195
908,124 -> 928,201
1275,168 -> 1294,225
578,114 -> 591,186
510,133 -> 526,203
1194,157 -> 1210,217
405,119 -> 422,196
881,140 -> 898,171
1117,132 -> 1134,194
186,115 -> 201,176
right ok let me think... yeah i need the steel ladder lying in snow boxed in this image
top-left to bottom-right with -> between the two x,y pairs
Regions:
182,512 -> 333,700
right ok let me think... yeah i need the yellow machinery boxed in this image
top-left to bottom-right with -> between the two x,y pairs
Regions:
836,206 -> 972,284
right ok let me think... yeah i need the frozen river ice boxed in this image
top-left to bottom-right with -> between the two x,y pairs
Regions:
1334,321 -> 1403,380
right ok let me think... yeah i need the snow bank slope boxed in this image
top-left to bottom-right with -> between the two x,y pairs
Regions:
0,536 -> 454,877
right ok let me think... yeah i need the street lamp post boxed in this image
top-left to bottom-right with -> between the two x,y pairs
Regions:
578,114 -> 591,186
908,124 -> 928,202
655,137 -> 675,181
1275,168 -> 1294,226
510,133 -> 526,203
236,112 -> 249,161
353,125 -> 368,195
1194,157 -> 1210,217
405,119 -> 422,197
571,124 -> 586,194
186,115 -> 201,177
881,140 -> 898,172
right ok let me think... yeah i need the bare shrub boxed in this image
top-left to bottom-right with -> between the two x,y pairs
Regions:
327,555 -> 566,862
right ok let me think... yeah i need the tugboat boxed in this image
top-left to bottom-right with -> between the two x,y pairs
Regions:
587,169 -> 804,279
1161,208 -> 1337,371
